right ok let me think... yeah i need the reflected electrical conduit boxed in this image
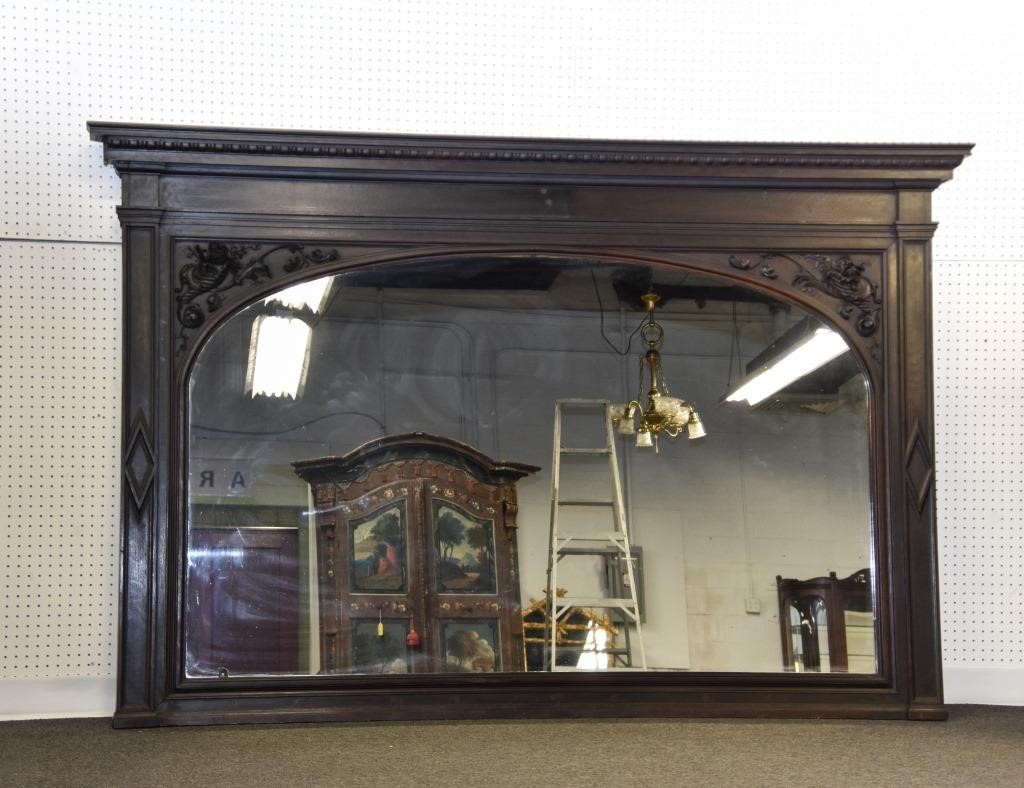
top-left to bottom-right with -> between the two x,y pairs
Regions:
319,310 -> 479,447
205,313 -> 477,447
191,410 -> 386,437
244,275 -> 479,443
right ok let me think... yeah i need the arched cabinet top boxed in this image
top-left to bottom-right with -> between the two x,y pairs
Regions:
293,433 -> 540,487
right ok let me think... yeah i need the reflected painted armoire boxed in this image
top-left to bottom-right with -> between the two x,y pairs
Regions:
294,434 -> 539,674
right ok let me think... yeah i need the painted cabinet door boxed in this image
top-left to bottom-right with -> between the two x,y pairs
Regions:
426,487 -> 524,673
317,480 -> 425,674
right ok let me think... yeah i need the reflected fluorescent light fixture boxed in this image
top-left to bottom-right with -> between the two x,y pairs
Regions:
611,292 -> 706,452
246,277 -> 330,399
245,315 -> 312,399
723,323 -> 849,407
263,276 -> 332,314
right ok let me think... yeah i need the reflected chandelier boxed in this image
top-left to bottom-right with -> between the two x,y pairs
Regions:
611,292 -> 706,451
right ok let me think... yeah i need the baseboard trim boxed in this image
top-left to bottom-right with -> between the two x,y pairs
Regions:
0,677 -> 116,720
944,665 -> 1024,706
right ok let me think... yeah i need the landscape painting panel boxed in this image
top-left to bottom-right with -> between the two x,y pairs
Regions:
432,500 -> 497,594
440,620 -> 500,673
350,502 -> 408,593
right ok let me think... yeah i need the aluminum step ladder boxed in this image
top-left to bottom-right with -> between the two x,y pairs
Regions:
545,399 -> 647,671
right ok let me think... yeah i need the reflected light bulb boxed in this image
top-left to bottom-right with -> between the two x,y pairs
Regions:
687,412 -> 706,440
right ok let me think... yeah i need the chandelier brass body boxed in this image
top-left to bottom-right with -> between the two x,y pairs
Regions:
614,292 -> 706,450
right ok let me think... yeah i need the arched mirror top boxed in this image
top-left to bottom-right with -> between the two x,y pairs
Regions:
176,247 -> 885,384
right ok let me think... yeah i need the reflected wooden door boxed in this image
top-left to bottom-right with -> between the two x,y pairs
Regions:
186,527 -> 300,676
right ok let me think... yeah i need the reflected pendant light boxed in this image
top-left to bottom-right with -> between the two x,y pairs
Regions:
610,292 -> 706,452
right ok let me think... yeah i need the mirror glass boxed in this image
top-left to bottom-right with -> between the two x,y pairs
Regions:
184,257 -> 876,677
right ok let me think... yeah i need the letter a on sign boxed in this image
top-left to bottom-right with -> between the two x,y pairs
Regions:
189,461 -> 255,497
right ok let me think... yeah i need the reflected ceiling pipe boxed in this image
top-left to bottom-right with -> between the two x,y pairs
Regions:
246,277 -> 333,399
722,317 -> 850,407
610,292 -> 706,452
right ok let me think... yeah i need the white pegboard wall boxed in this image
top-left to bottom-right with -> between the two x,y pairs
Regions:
0,0 -> 1021,707
0,0 -> 1021,259
935,258 -> 1024,668
0,241 -> 121,680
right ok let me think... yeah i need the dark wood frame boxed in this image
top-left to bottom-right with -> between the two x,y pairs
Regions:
88,122 -> 970,726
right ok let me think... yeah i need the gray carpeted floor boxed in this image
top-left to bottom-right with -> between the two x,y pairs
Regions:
1,705 -> 1022,788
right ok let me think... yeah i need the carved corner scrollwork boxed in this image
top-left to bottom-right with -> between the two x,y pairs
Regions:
173,242 -> 342,354
728,253 -> 883,359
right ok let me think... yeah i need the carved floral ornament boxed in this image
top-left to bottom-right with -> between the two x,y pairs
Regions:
173,242 -> 341,352
729,252 -> 883,358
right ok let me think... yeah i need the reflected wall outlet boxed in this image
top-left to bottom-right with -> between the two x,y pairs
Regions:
745,597 -> 761,614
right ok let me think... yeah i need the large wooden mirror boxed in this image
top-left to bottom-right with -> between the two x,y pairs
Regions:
89,123 -> 969,726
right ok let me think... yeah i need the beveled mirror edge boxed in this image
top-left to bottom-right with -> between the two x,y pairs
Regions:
93,123 -> 970,727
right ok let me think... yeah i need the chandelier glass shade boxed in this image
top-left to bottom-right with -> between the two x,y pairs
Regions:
611,292 -> 706,451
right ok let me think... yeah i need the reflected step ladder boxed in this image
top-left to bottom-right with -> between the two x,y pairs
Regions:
545,399 -> 647,671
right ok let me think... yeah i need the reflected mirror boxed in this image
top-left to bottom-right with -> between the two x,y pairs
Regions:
185,257 -> 875,678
